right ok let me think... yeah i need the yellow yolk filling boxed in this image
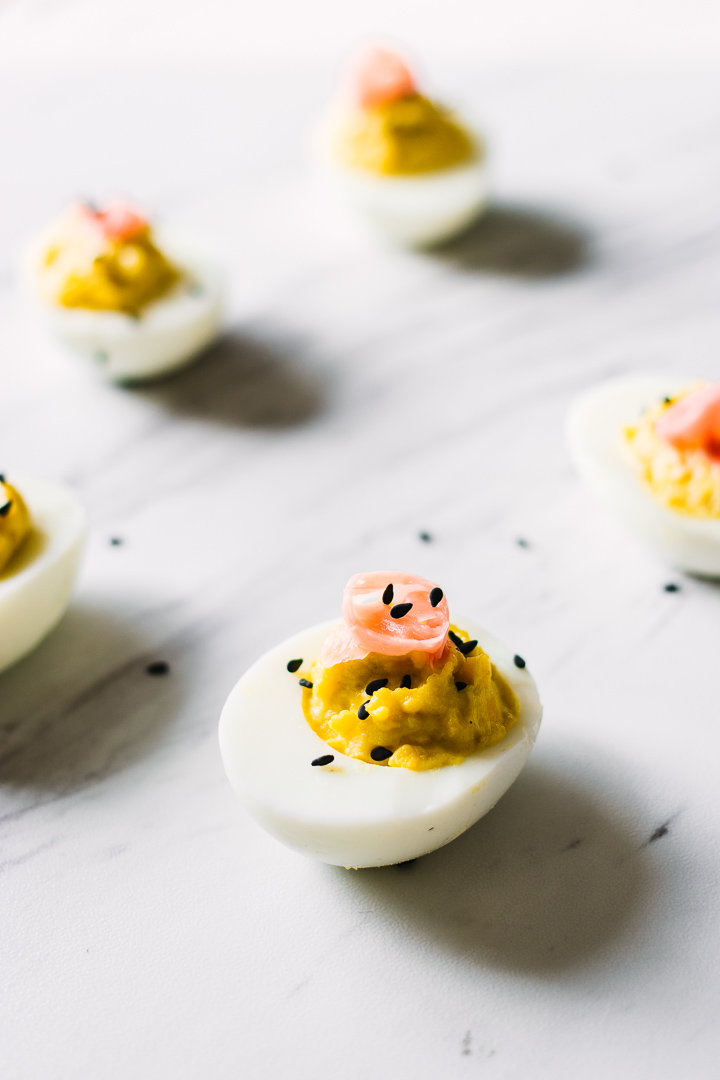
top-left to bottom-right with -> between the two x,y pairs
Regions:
332,93 -> 478,176
625,388 -> 720,518
43,226 -> 180,317
302,626 -> 518,771
0,482 -> 31,573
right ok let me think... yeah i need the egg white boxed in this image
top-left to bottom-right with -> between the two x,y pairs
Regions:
24,228 -> 222,383
567,373 -> 720,577
317,111 -> 488,248
219,616 -> 542,868
0,476 -> 86,674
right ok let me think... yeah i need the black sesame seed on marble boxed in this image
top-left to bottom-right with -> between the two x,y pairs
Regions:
366,678 -> 388,695
663,583 -> 681,593
458,639 -> 478,656
382,583 -> 394,605
516,537 -> 529,548
455,681 -> 468,691
390,602 -> 413,619
299,678 -> 313,689
0,500 -> 12,517
358,701 -> 371,720
400,675 -> 412,689
513,654 -> 526,668
448,630 -> 463,648
312,754 -> 334,767
287,658 -> 303,672
146,661 -> 169,676
429,587 -> 443,608
418,531 -> 432,543
370,746 -> 393,761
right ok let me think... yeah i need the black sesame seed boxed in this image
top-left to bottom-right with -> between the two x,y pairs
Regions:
400,674 -> 412,689
390,602 -> 413,619
448,630 -> 463,648
455,681 -> 468,691
0,474 -> 5,483
370,746 -> 393,761
458,639 -> 478,656
146,661 -> 169,676
358,701 -> 371,720
663,396 -> 673,405
109,537 -> 123,546
366,678 -> 388,695
513,654 -> 526,668
419,531 -> 432,543
312,754 -> 334,767
516,537 -> 529,548
429,587 -> 443,607
664,583 -> 680,593
286,658 -> 303,673
382,583 -> 394,605
299,678 -> 313,689
0,500 -> 12,517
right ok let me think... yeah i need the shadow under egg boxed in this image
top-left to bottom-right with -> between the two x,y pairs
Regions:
132,328 -> 328,430
433,203 -> 590,278
332,745 -> 664,974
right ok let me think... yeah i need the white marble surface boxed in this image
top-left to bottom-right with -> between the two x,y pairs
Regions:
2,61 -> 720,1080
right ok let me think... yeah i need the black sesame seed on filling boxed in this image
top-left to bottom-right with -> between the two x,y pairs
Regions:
455,681 -> 468,691
448,630 -> 463,648
299,678 -> 313,689
390,602 -> 413,619
286,658 -> 303,672
366,678 -> 389,695
400,674 -> 412,689
370,746 -> 393,762
513,654 -> 526,668
382,583 -> 394,605
312,754 -> 334,767
0,500 -> 12,517
458,639 -> 478,656
429,587 -> 443,608
358,701 -> 371,720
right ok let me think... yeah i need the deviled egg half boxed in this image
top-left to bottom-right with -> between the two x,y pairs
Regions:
567,374 -> 720,576
0,474 -> 86,674
220,571 -> 541,868
25,200 -> 222,383
317,46 -> 488,247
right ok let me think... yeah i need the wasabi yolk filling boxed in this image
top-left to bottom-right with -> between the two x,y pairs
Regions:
40,204 -> 181,317
333,93 -> 477,177
0,481 -> 31,573
301,572 -> 519,772
625,385 -> 720,518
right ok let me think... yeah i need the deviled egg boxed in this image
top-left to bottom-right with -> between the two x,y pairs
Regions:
219,571 -> 541,868
0,474 -> 86,674
25,200 -> 222,383
567,374 -> 720,576
317,46 -> 488,247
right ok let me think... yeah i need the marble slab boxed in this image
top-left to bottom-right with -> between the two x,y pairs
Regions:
1,62 -> 720,1080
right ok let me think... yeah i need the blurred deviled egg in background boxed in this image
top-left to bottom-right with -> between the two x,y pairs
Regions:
0,473 -> 86,674
567,374 -> 720,576
317,46 -> 488,247
24,200 -> 222,383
